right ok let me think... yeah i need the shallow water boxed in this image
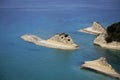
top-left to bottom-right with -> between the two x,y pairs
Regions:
0,0 -> 120,80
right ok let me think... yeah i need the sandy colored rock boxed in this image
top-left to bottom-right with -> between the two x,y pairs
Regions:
79,21 -> 106,34
81,57 -> 120,79
94,31 -> 120,50
94,22 -> 120,50
21,33 -> 78,50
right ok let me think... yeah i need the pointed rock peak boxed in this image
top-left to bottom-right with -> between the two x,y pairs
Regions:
59,33 -> 69,37
93,21 -> 104,29
97,57 -> 106,63
93,21 -> 100,24
79,21 -> 106,35
93,21 -> 101,26
48,33 -> 76,45
93,21 -> 99,25
95,57 -> 114,69
81,57 -> 120,79
84,57 -> 117,72
91,21 -> 106,33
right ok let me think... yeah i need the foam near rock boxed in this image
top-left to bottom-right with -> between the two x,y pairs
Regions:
21,33 -> 78,50
81,57 -> 120,79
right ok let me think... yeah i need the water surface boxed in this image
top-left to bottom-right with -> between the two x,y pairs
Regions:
0,0 -> 120,80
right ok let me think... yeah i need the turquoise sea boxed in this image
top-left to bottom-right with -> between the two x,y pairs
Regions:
0,0 -> 120,80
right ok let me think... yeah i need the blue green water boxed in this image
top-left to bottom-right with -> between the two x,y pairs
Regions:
0,0 -> 120,80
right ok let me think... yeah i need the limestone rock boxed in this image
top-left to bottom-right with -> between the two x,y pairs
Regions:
48,33 -> 75,45
21,33 -> 78,50
94,22 -> 120,50
79,21 -> 106,34
81,57 -> 120,79
94,31 -> 108,45
94,33 -> 120,50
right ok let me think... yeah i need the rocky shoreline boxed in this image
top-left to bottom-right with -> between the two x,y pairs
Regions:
79,21 -> 120,50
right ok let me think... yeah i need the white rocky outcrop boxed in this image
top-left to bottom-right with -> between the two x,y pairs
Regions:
79,21 -> 106,34
94,31 -> 120,50
81,57 -> 120,79
21,33 -> 78,50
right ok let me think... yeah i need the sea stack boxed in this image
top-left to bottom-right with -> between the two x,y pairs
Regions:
94,22 -> 120,50
21,33 -> 78,50
79,21 -> 106,34
81,57 -> 120,79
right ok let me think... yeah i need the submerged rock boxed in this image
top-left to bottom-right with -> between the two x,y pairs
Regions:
21,33 -> 78,50
79,21 -> 106,34
81,57 -> 120,79
94,22 -> 120,50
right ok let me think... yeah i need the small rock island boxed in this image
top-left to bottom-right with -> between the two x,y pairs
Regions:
79,21 -> 106,35
81,57 -> 120,79
21,33 -> 78,50
94,22 -> 120,50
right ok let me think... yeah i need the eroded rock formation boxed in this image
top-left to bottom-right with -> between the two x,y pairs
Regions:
94,22 -> 120,50
48,33 -> 75,45
79,21 -> 106,34
81,57 -> 120,79
92,21 -> 106,33
21,33 -> 78,50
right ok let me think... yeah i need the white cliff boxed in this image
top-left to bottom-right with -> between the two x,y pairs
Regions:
94,31 -> 120,50
79,21 -> 106,34
21,33 -> 78,50
81,57 -> 120,79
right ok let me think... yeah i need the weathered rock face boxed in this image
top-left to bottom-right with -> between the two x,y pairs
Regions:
94,22 -> 120,50
48,33 -> 75,45
92,21 -> 106,33
79,21 -> 106,34
93,57 -> 115,71
21,33 -> 78,50
94,31 -> 107,44
81,57 -> 120,79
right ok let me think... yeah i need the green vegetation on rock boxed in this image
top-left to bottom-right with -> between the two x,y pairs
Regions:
105,22 -> 120,43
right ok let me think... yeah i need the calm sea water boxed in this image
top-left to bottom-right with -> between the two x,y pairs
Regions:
0,0 -> 120,80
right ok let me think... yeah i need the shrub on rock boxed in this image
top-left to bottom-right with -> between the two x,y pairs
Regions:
105,22 -> 120,43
